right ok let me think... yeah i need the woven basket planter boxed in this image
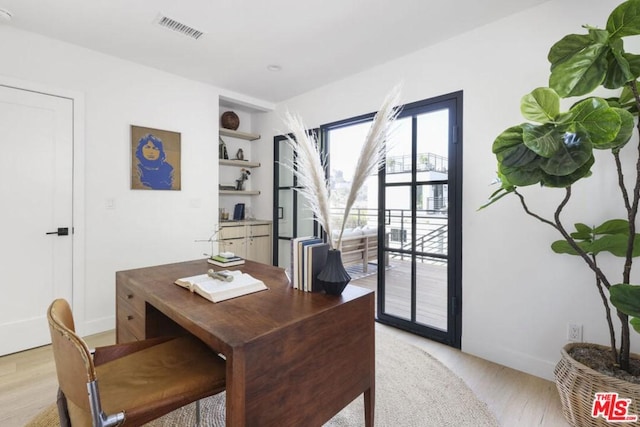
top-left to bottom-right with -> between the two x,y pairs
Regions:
554,343 -> 640,426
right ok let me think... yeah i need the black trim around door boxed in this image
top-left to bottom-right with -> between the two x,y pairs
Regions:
376,90 -> 463,349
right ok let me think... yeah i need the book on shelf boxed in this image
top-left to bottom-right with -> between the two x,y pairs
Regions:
207,254 -> 245,267
175,270 -> 267,303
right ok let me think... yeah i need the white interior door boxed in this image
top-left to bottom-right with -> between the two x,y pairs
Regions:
0,85 -> 73,355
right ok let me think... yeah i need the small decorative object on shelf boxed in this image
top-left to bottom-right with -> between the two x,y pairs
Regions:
219,137 -> 229,159
221,111 -> 240,130
235,168 -> 251,191
236,148 -> 244,160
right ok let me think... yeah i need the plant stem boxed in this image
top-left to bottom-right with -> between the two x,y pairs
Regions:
514,188 -> 611,289
592,254 -> 619,364
615,79 -> 640,370
515,188 -> 621,364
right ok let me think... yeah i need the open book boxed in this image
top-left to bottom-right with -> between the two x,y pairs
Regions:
175,270 -> 267,303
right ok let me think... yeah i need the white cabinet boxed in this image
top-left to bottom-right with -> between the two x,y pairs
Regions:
219,220 -> 272,265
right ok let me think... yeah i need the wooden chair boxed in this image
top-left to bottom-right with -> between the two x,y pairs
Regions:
47,298 -> 226,426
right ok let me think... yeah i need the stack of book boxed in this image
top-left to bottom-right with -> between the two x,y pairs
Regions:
207,252 -> 245,267
290,236 -> 330,293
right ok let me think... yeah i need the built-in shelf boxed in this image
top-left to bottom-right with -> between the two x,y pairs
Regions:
220,128 -> 261,141
219,159 -> 261,168
220,190 -> 261,195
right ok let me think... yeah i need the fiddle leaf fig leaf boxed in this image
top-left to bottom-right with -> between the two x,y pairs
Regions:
620,83 -> 637,104
604,39 -> 633,89
540,155 -> 594,188
551,239 -> 593,255
589,234 -> 640,257
521,87 -> 560,123
492,125 -> 524,154
493,125 -> 539,168
607,0 -> 640,39
499,144 -> 539,168
624,54 -> 640,79
593,219 -> 630,235
549,41 -> 610,97
522,123 -> 562,158
478,186 -> 514,209
565,98 -> 621,147
549,34 -> 592,70
539,132 -> 592,176
630,317 -> 640,334
601,107 -> 635,150
498,161 -> 543,187
571,223 -> 594,240
610,284 -> 640,319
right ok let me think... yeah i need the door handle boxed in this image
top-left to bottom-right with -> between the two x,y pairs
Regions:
46,227 -> 69,236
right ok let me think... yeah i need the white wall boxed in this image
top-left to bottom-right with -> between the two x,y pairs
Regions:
253,0 -> 639,380
0,26 -> 223,335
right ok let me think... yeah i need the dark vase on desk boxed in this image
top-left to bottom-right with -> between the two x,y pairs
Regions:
317,249 -> 351,295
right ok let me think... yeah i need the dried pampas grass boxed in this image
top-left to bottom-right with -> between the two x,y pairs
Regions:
282,85 -> 401,250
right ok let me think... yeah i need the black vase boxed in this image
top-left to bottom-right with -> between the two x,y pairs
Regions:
317,249 -> 351,295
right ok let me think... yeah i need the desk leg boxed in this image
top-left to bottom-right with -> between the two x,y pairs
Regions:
225,351 -> 246,427
364,387 -> 374,427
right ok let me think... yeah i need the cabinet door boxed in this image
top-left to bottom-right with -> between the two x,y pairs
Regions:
247,235 -> 271,264
221,237 -> 247,259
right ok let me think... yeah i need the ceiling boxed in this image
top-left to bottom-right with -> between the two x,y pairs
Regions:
0,0 -> 549,103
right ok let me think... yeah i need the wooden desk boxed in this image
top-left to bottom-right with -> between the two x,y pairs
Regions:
116,259 -> 375,426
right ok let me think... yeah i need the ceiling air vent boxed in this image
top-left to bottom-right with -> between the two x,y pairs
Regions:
154,14 -> 204,40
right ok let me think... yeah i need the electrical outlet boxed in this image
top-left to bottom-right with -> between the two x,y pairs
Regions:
568,323 -> 583,342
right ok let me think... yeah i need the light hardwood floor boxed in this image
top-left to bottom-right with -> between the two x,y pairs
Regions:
353,268 -> 568,427
0,292 -> 568,427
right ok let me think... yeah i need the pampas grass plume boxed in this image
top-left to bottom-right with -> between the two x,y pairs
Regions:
282,85 -> 402,250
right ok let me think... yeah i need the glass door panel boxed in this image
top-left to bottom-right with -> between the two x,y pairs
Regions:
383,185 -> 413,320
386,116 -> 413,184
273,132 -> 320,268
415,184 -> 448,331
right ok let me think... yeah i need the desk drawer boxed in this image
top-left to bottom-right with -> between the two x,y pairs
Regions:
249,224 -> 270,237
116,298 -> 145,342
117,283 -> 145,315
220,225 -> 245,239
116,282 -> 145,342
116,321 -> 139,344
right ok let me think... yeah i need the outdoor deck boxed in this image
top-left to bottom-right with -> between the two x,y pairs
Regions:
349,258 -> 448,331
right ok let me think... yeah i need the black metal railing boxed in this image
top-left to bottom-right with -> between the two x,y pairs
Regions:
386,152 -> 448,175
328,207 -> 448,265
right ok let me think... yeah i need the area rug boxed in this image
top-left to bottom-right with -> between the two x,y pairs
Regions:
27,331 -> 498,426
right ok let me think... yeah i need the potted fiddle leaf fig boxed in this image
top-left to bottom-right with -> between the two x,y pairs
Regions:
482,0 -> 640,424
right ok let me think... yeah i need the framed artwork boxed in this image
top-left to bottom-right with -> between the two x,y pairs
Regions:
131,125 -> 181,190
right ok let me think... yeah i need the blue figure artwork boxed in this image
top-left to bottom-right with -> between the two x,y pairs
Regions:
135,133 -> 174,190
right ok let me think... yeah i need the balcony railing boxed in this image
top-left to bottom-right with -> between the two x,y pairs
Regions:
386,152 -> 448,175
329,207 -> 447,265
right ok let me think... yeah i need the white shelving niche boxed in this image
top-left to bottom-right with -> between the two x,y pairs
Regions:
217,98 -> 273,265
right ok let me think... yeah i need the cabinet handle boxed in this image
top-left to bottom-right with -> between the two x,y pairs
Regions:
127,315 -> 134,321
127,294 -> 133,299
